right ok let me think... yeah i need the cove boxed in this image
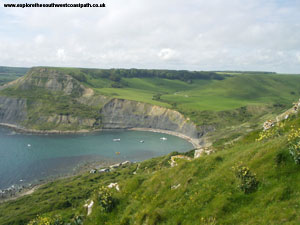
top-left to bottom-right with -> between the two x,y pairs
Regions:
0,127 -> 193,189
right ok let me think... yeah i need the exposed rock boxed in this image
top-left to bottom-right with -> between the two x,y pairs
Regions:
110,163 -> 121,169
171,184 -> 181,190
84,200 -> 94,216
121,161 -> 131,166
194,149 -> 204,158
101,98 -> 201,139
107,183 -> 120,191
98,168 -> 110,173
89,169 -> 97,174
10,68 -> 86,96
0,96 -> 27,125
263,120 -> 275,131
170,155 -> 192,167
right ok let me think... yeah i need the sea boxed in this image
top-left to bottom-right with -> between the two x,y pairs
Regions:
0,127 -> 193,190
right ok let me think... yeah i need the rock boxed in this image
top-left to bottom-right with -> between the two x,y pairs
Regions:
98,168 -> 110,173
194,149 -> 204,158
84,200 -> 94,216
110,163 -> 121,169
0,97 -> 27,125
108,183 -> 120,191
121,161 -> 131,166
100,98 -> 201,139
89,169 -> 97,174
171,184 -> 181,190
263,120 -> 275,131
170,155 -> 192,167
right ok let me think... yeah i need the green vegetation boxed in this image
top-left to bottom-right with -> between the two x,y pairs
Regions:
1,113 -> 300,224
1,66 -> 300,140
0,66 -> 28,85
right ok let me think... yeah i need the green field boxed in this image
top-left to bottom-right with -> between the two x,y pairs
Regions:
1,113 -> 300,224
57,68 -> 300,112
1,67 -> 300,135
0,66 -> 29,86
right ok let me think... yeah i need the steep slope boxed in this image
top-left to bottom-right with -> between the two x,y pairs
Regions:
100,98 -> 205,139
1,109 -> 300,224
0,96 -> 27,125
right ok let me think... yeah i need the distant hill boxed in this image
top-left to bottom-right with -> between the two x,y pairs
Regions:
0,66 -> 29,86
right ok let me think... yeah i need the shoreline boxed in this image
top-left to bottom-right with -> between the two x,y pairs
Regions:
0,123 -> 201,148
0,123 -> 100,134
0,158 -> 120,203
129,128 -> 201,149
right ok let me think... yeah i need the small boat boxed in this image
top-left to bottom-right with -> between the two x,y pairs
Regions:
27,144 -> 31,147
113,138 -> 121,142
115,152 -> 121,155
140,140 -> 144,143
160,137 -> 167,141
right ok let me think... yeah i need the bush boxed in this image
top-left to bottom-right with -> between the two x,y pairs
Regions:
96,186 -> 115,212
233,165 -> 259,194
27,215 -> 64,225
289,141 -> 300,164
288,127 -> 300,164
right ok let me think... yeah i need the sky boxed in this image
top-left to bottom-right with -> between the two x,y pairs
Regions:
0,0 -> 300,73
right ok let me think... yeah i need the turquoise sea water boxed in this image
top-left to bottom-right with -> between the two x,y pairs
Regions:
0,127 -> 193,189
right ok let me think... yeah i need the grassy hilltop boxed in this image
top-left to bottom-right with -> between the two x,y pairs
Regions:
1,110 -> 300,224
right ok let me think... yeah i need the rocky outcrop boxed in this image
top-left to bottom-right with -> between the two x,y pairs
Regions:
0,96 -> 27,125
11,68 -> 86,96
100,99 -> 201,138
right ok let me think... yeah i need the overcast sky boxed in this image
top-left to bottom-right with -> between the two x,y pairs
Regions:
0,0 -> 300,73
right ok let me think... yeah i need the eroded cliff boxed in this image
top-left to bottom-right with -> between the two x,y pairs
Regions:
100,98 -> 201,139
0,96 -> 27,126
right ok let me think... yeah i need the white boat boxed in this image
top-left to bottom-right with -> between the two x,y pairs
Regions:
140,140 -> 144,143
160,137 -> 167,141
27,144 -> 31,147
113,138 -> 121,142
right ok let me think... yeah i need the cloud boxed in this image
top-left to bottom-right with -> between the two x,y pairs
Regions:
56,49 -> 66,61
0,0 -> 300,73
158,48 -> 178,61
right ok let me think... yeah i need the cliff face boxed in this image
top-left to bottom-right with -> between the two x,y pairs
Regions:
0,96 -> 27,125
100,99 -> 201,138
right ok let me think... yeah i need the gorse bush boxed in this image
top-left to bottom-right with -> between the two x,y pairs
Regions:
288,127 -> 300,164
96,186 -> 115,212
27,215 -> 64,225
256,122 -> 284,142
233,165 -> 259,194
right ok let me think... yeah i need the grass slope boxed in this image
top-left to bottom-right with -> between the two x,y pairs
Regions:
1,114 -> 300,224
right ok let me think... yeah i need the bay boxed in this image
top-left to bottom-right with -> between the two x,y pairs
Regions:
0,127 -> 193,189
